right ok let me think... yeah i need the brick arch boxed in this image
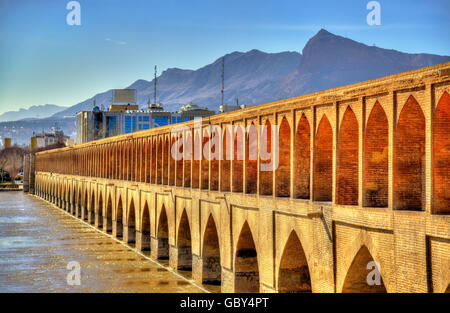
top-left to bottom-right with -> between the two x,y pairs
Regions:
83,188 -> 88,221
97,190 -> 103,228
71,184 -> 76,207
210,129 -> 220,191
260,119 -> 273,195
233,125 -> 244,192
157,204 -> 169,259
176,209 -> 192,270
126,198 -> 136,244
246,122 -> 258,194
115,194 -> 123,237
151,139 -> 157,184
395,95 -> 425,211
364,102 -> 388,207
104,194 -> 113,233
157,138 -> 163,184
201,128 -> 210,190
140,201 -> 151,251
294,113 -> 311,199
202,213 -> 221,286
278,230 -> 312,293
276,117 -> 291,197
162,137 -> 169,185
341,245 -> 387,293
221,127 -> 231,191
192,131 -> 201,188
313,114 -> 333,201
337,106 -> 359,205
235,221 -> 260,292
175,134 -> 182,186
434,91 -> 450,214
76,185 -> 82,217
183,131 -> 191,187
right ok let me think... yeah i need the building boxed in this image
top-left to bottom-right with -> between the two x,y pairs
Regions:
32,131 -> 69,149
219,104 -> 246,113
76,102 -> 215,144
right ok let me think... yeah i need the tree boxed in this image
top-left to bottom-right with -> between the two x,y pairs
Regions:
0,146 -> 29,180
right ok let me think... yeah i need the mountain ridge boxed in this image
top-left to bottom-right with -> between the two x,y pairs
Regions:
0,104 -> 67,122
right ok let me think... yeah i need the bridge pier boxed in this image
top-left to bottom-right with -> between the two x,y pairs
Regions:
135,230 -> 151,251
95,213 -> 103,229
169,245 -> 192,271
123,224 -> 136,244
80,206 -> 87,221
87,211 -> 95,224
151,237 -> 169,259
103,216 -> 113,233
192,254 -> 222,287
112,220 -> 123,238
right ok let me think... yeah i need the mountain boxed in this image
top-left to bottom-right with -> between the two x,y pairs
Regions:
0,104 -> 67,122
53,29 -> 449,119
52,50 -> 302,117
280,29 -> 450,97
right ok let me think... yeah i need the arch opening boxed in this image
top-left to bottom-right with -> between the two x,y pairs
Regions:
105,195 -> 113,233
364,102 -> 388,207
115,195 -> 123,238
235,222 -> 259,292
157,206 -> 169,259
89,190 -> 95,224
163,137 -> 169,185
278,231 -> 311,293
202,215 -> 221,286
434,91 -> 450,214
294,114 -> 311,199
260,120 -> 273,196
394,96 -> 425,211
276,117 -> 291,197
83,189 -> 88,221
221,128 -> 231,192
246,123 -> 258,194
97,192 -> 103,228
126,200 -> 136,244
192,132 -> 201,188
201,130 -> 210,190
184,132 -> 191,187
177,210 -> 192,270
141,202 -> 151,251
233,126 -> 244,193
337,106 -> 359,205
342,246 -> 387,293
176,134 -> 183,186
313,115 -> 333,201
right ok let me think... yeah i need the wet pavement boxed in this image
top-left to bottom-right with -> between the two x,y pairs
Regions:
0,192 -> 204,293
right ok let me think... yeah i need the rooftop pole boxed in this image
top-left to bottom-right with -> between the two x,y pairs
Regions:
154,65 -> 157,105
221,57 -> 224,107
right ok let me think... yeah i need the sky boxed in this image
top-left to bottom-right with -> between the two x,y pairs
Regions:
0,0 -> 449,115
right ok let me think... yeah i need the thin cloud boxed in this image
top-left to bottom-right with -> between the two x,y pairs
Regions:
105,38 -> 127,45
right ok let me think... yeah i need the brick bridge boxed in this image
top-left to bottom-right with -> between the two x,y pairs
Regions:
27,63 -> 450,293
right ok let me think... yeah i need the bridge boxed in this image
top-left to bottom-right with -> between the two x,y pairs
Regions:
25,62 -> 450,293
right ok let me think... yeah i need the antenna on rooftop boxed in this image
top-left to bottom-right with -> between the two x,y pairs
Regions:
221,56 -> 225,107
154,65 -> 157,105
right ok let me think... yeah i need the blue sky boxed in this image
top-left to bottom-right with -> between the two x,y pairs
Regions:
0,0 -> 449,114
